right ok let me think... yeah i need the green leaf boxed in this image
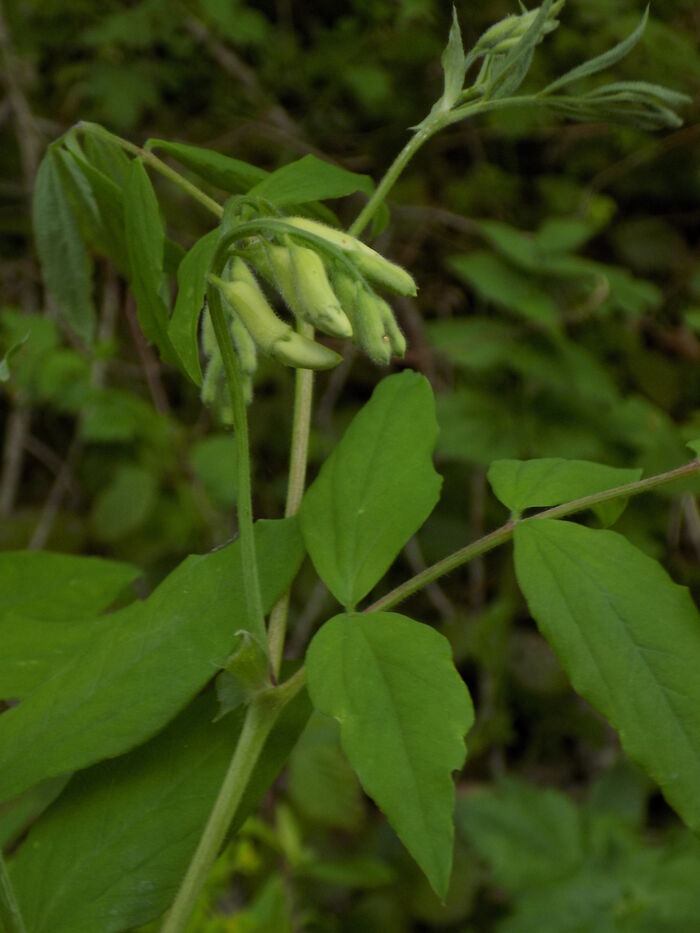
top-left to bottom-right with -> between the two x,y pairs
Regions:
514,519 -> 700,833
487,458 -> 641,522
476,220 -> 541,270
448,252 -> 558,328
0,551 -> 139,700
64,148 -> 129,274
189,434 -> 238,507
123,158 -> 174,361
33,149 -> 96,343
83,130 -> 132,187
247,154 -> 374,207
0,518 -> 304,802
300,371 -> 442,608
8,692 -> 243,933
147,139 -> 268,193
306,611 -> 474,898
0,777 -> 69,852
0,550 -> 139,624
543,6 -> 649,95
687,439 -> 700,458
168,228 -> 220,385
90,463 -> 159,542
438,8 -> 465,111
457,778 -> 584,892
0,334 -> 28,383
225,876 -> 291,933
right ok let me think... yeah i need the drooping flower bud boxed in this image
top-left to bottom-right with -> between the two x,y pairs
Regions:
248,240 -> 352,338
284,217 -> 418,297
333,268 -> 406,365
289,242 -> 353,338
211,265 -> 342,372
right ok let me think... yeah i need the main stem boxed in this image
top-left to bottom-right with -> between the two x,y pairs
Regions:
160,669 -> 306,933
348,121 -> 441,238
161,285 -> 272,933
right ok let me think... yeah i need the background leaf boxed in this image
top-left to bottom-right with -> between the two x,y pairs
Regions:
287,711 -> 364,830
32,149 -> 96,343
514,519 -> 700,832
89,463 -> 158,542
300,371 -> 442,608
306,611 -> 474,898
458,778 -> 584,892
0,518 -> 304,802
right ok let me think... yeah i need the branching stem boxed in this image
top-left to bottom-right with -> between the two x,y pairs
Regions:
160,669 -> 306,933
77,122 -> 223,218
366,459 -> 700,613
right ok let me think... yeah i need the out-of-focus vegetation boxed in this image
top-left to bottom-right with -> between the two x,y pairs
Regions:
1,1 -> 699,930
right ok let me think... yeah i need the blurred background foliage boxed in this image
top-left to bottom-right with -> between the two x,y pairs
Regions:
1,0 -> 699,929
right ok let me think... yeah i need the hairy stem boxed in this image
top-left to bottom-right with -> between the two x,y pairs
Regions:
267,321 -> 315,677
78,122 -> 223,218
348,120 -> 442,239
160,668 -> 306,933
0,854 -> 25,933
366,459 -> 700,613
207,283 -> 266,645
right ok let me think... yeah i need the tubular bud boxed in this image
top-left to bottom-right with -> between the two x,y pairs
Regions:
333,269 -> 405,365
211,275 -> 341,371
201,351 -> 221,405
229,313 -> 257,377
289,243 -> 353,338
377,296 -> 407,357
285,217 -> 418,297
214,277 -> 291,352
352,250 -> 417,298
270,330 -> 343,370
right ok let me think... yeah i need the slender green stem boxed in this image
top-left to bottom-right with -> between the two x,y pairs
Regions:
78,122 -> 223,218
207,283 -> 266,646
267,321 -> 315,678
366,459 -> 700,613
160,668 -> 306,933
0,855 -> 25,933
348,119 -> 444,238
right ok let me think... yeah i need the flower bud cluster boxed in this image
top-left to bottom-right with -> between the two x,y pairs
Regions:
473,0 -> 564,57
201,212 -> 417,410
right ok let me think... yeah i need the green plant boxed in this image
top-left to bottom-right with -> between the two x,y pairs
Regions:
1,3 -> 697,931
